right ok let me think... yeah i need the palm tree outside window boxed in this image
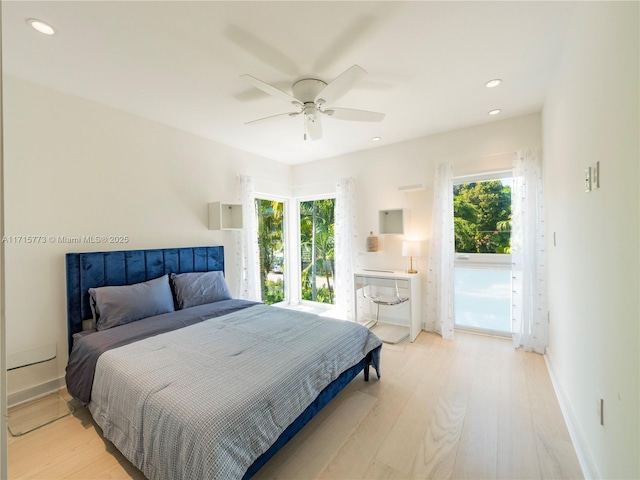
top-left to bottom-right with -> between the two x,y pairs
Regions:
299,198 -> 335,305
255,198 -> 285,304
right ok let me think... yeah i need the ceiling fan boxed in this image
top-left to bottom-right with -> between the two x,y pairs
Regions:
241,65 -> 385,141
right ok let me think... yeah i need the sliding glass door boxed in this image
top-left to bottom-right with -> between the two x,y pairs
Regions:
453,174 -> 512,335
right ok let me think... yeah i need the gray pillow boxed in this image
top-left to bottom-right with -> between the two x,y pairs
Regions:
89,274 -> 175,331
170,271 -> 231,309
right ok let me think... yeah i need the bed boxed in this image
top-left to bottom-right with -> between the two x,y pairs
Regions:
64,246 -> 382,479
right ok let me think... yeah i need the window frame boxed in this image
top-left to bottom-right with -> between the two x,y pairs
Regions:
452,170 -> 513,335
253,193 -> 289,305
296,193 -> 337,308
453,170 -> 513,259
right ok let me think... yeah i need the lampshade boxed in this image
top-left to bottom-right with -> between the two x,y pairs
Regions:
402,240 -> 422,257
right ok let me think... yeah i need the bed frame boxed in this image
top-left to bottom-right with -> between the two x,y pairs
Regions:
65,246 -> 225,355
65,245 -> 376,478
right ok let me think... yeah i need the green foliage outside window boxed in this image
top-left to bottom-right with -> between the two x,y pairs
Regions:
264,279 -> 285,304
453,180 -> 512,254
300,198 -> 335,304
255,197 -> 336,305
255,199 -> 285,304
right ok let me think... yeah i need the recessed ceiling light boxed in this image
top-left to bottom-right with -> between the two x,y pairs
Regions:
27,18 -> 55,35
371,137 -> 381,142
485,79 -> 502,88
488,109 -> 502,116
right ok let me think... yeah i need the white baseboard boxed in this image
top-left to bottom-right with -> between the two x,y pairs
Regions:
7,376 -> 66,408
544,348 -> 599,479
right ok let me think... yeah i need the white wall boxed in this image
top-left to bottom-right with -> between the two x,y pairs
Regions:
2,77 -> 541,402
542,2 -> 639,479
293,113 -> 541,316
3,76 -> 292,401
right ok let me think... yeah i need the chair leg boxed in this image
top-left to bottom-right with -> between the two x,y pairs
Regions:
370,303 -> 380,329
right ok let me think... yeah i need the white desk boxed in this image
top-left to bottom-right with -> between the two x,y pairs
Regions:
354,270 -> 421,342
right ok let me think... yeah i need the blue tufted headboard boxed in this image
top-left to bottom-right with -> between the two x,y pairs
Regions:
65,246 -> 224,354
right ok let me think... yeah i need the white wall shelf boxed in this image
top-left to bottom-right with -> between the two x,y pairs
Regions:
378,209 -> 407,235
208,202 -> 243,230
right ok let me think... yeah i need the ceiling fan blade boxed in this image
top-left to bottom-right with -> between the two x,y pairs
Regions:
226,25 -> 299,76
325,108 -> 385,122
305,114 -> 323,141
234,80 -> 295,102
312,16 -> 377,72
315,64 -> 367,106
241,74 -> 301,107
245,112 -> 300,125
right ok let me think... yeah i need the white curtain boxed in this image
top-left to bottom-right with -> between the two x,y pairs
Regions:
334,178 -> 358,320
425,162 -> 455,340
511,148 -> 548,353
236,175 -> 261,301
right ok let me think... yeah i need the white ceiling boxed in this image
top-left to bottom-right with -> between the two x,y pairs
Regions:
2,1 -> 576,165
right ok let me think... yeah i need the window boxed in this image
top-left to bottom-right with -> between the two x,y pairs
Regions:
453,174 -> 512,334
299,198 -> 335,305
453,178 -> 512,254
255,198 -> 285,305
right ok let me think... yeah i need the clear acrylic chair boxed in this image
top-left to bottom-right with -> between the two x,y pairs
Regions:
361,277 -> 409,329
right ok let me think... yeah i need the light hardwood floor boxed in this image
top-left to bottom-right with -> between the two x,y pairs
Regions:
7,331 -> 583,479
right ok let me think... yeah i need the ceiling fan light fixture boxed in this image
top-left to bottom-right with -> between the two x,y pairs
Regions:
303,104 -> 318,119
485,79 -> 502,88
27,18 -> 56,35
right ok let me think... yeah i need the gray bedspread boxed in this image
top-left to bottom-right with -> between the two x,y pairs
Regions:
88,304 -> 381,480
66,298 -> 261,404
